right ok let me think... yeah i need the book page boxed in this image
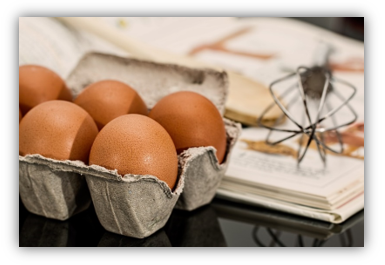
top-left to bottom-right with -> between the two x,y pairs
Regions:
225,125 -> 364,198
19,17 -> 128,78
98,17 -> 363,86
99,17 -> 239,55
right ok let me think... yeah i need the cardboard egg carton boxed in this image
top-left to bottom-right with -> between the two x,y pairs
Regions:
19,52 -> 242,238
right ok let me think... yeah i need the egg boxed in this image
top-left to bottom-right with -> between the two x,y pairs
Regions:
19,65 -> 73,115
74,80 -> 148,130
149,91 -> 227,164
89,114 -> 178,190
19,100 -> 99,164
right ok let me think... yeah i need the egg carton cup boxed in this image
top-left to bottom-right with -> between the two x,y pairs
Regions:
19,154 -> 184,238
19,156 -> 91,221
175,118 -> 241,211
19,52 -> 242,238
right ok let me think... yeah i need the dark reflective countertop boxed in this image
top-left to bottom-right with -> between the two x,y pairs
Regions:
19,196 -> 364,247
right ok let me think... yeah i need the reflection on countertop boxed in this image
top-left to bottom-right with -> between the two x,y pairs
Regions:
165,205 -> 227,247
19,196 -> 363,247
19,196 -> 105,247
213,198 -> 364,247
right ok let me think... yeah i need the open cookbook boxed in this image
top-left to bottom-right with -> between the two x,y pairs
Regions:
19,17 -> 364,223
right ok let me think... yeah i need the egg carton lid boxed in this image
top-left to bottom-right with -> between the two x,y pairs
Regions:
66,52 -> 229,115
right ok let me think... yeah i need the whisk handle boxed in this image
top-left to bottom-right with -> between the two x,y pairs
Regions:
313,42 -> 333,68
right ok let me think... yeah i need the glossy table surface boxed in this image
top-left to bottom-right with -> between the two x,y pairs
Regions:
19,196 -> 364,247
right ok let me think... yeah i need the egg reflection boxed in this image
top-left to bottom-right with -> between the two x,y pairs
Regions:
97,230 -> 171,247
165,205 -> 227,247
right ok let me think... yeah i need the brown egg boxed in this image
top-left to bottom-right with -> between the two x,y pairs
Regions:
89,114 -> 178,190
19,65 -> 73,115
19,108 -> 22,122
74,80 -> 148,130
149,91 -> 227,164
19,100 -> 99,164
